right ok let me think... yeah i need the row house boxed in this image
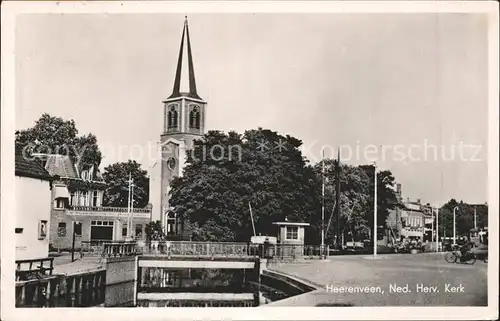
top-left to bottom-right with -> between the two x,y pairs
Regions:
386,184 -> 435,242
34,154 -> 152,250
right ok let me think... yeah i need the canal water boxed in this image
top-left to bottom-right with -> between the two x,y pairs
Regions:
136,268 -> 291,307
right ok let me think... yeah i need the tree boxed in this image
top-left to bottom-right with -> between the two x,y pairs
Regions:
145,220 -> 165,241
102,160 -> 149,208
15,113 -> 103,167
314,161 -> 371,244
169,128 -> 321,242
439,199 -> 488,239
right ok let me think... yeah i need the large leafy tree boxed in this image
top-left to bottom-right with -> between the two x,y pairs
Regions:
439,199 -> 488,238
102,160 -> 149,208
314,160 -> 371,244
15,113 -> 102,167
169,128 -> 321,242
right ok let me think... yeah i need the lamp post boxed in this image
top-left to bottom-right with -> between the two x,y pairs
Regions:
453,206 -> 458,246
435,207 -> 439,252
71,221 -> 80,262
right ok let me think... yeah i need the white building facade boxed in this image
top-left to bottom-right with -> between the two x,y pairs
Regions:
15,146 -> 53,260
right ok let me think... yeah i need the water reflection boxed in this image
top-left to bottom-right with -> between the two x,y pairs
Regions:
137,268 -> 288,307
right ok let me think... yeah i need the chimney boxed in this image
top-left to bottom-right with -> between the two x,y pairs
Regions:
417,199 -> 421,204
396,183 -> 402,202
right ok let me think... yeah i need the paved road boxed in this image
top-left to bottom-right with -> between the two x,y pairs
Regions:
51,253 -> 103,275
268,253 -> 487,306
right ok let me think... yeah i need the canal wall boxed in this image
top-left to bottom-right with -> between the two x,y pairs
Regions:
104,256 -> 137,307
261,269 -> 319,299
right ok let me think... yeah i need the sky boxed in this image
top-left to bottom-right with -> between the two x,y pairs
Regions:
15,13 -> 489,206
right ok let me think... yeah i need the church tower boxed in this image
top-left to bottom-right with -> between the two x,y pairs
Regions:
152,18 -> 206,234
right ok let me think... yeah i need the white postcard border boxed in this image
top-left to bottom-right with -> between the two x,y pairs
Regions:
1,1 -> 498,320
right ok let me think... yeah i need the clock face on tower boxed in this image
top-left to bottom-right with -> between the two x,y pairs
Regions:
167,157 -> 177,170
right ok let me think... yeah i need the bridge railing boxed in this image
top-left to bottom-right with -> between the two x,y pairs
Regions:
15,269 -> 106,307
271,244 -> 329,260
16,258 -> 54,282
138,241 -> 260,257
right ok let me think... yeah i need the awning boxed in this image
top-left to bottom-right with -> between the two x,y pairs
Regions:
54,185 -> 70,199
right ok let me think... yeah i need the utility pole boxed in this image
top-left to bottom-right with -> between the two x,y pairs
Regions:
248,202 -> 256,237
431,208 -> 434,242
373,162 -> 377,258
321,149 -> 325,256
336,148 -> 341,249
453,206 -> 458,246
130,181 -> 135,239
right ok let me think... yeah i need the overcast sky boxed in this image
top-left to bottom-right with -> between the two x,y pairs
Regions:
15,13 -> 488,206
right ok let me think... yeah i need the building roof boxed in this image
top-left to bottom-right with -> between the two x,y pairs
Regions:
32,153 -> 105,184
43,154 -> 79,179
15,145 -> 53,181
167,17 -> 202,101
273,222 -> 310,227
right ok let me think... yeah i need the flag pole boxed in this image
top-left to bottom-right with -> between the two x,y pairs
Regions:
321,149 -> 325,256
336,147 -> 341,249
248,202 -> 257,237
127,172 -> 132,240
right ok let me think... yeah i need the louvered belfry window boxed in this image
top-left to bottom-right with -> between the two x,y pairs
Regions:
168,105 -> 179,129
189,106 -> 201,129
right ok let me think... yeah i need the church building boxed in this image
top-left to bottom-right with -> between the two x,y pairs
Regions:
149,18 -> 207,239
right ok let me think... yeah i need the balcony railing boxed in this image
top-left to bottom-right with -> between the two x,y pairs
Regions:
66,205 -> 151,218
68,205 -> 150,213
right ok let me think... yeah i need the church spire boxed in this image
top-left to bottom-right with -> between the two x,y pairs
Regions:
169,17 -> 201,100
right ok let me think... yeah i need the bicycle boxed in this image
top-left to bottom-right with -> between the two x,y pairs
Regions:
445,248 -> 476,265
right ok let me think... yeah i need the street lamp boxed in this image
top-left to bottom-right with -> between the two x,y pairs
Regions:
435,207 -> 439,252
71,221 -> 81,262
453,206 -> 458,246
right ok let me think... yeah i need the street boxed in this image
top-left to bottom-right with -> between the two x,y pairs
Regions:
268,253 -> 488,306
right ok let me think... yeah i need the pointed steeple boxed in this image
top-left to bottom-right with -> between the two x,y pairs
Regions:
168,17 -> 201,100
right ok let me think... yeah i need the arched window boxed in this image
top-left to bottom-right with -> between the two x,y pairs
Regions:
167,105 -> 178,129
189,106 -> 201,129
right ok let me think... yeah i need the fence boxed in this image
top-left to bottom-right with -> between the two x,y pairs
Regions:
138,241 -> 260,257
16,258 -> 54,281
81,241 -> 328,260
271,245 -> 329,260
15,270 -> 106,307
81,241 -> 137,258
